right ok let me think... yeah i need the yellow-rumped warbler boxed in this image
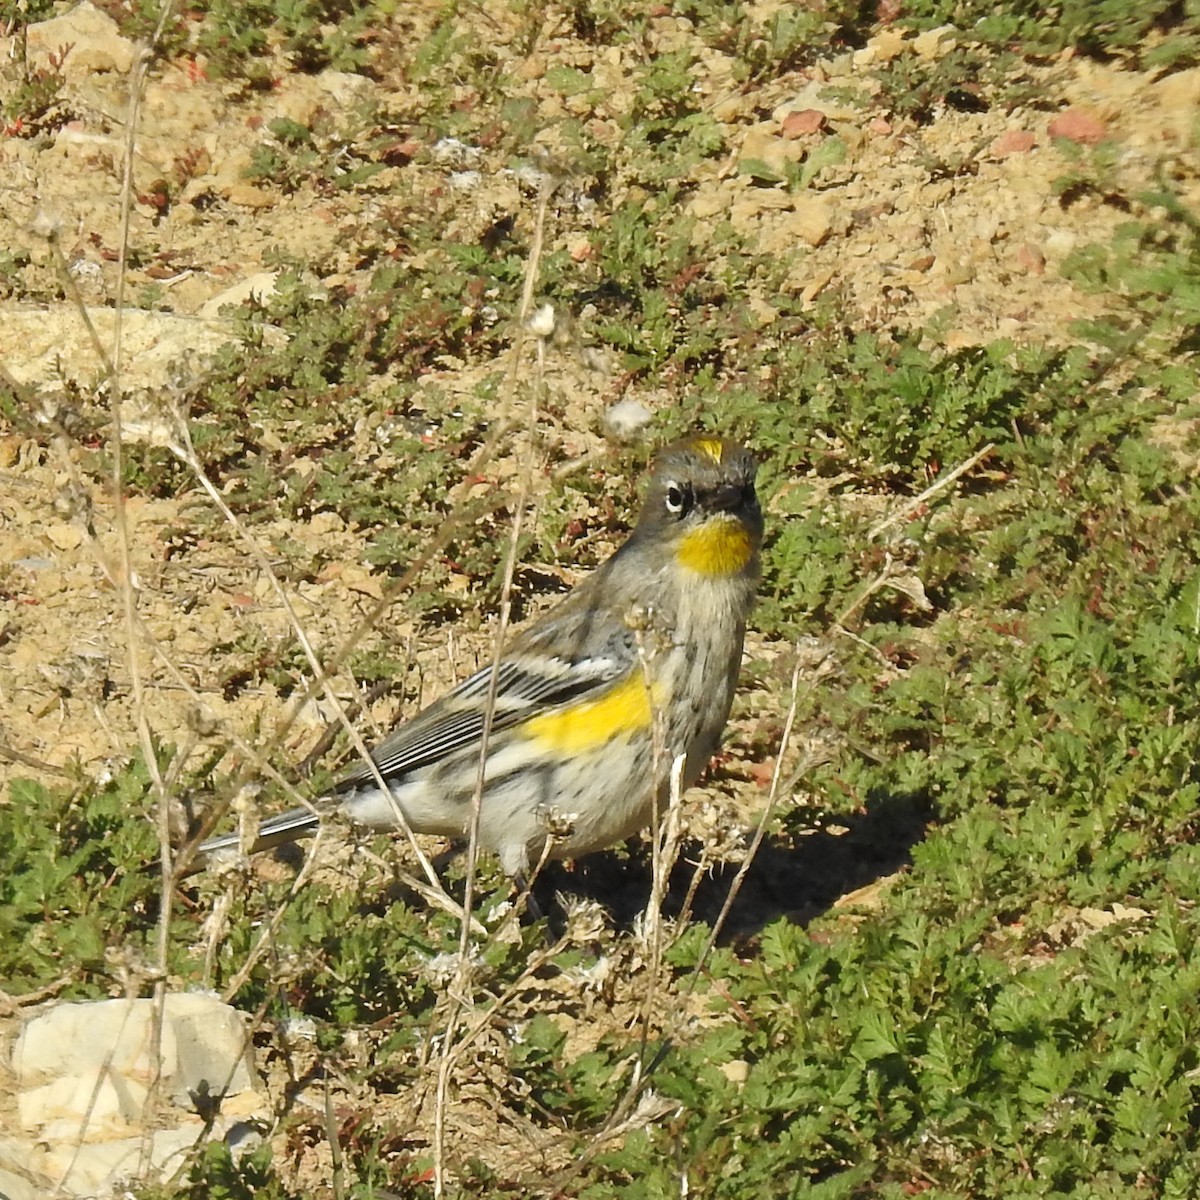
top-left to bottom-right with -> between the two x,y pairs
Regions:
200,436 -> 762,885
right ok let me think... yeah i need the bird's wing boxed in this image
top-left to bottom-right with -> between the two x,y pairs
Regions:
333,597 -> 636,790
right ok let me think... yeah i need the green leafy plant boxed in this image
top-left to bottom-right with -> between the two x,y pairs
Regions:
0,763 -> 162,996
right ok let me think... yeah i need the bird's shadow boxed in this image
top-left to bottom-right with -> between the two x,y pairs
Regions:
537,789 -> 932,942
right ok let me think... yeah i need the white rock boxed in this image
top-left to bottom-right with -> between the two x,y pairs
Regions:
0,307 -> 284,391
13,994 -> 258,1123
18,1072 -> 147,1142
197,272 -> 281,318
912,24 -> 957,61
787,195 -> 836,247
0,1162 -> 39,1200
33,1125 -> 205,1196
3,994 -> 268,1199
26,1 -> 135,76
317,68 -> 378,109
430,137 -> 483,167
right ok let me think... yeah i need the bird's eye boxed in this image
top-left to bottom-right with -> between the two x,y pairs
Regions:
664,482 -> 688,516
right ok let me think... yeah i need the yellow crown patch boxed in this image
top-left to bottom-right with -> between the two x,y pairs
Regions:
692,437 -> 724,464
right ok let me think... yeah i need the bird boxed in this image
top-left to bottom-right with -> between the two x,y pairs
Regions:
198,436 -> 763,889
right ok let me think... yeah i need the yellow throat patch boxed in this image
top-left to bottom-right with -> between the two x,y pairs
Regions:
524,674 -> 665,754
676,515 -> 754,577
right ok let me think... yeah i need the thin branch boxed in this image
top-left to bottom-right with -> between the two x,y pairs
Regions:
431,176 -> 553,1200
868,442 -> 995,540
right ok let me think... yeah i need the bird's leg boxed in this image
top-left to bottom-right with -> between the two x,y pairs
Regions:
511,871 -> 545,924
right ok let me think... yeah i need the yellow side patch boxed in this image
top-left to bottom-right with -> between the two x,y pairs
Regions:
676,517 -> 754,576
692,437 -> 724,464
524,674 -> 664,754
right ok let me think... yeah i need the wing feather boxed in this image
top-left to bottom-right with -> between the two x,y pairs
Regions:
334,601 -> 635,790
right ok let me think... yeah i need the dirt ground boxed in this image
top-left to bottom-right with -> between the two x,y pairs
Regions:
3,1 -> 1200,1191
5,5 -> 1196,819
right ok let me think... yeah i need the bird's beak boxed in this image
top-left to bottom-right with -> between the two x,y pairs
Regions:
711,483 -> 751,513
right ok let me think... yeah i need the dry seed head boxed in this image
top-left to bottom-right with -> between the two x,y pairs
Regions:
30,208 -> 64,241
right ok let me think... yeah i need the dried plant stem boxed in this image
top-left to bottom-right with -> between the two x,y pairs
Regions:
438,923 -> 571,1075
682,651 -> 806,1000
629,750 -> 689,1087
554,644 -> 809,1194
326,1079 -> 347,1200
430,180 -> 553,1199
165,419 -> 453,898
0,973 -> 76,1017
0,741 -> 71,776
218,830 -> 327,1001
868,442 -> 995,540
89,4 -> 179,1184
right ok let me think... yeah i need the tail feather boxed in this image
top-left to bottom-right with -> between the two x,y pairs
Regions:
199,806 -> 322,858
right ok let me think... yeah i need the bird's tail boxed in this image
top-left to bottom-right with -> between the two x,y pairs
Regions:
198,806 -> 321,858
